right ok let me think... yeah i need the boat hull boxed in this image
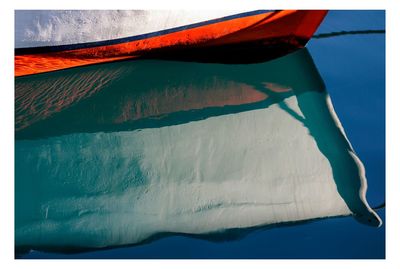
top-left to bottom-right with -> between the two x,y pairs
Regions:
15,10 -> 328,76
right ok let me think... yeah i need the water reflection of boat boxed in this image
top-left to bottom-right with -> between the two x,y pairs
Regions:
15,10 -> 327,76
15,49 -> 381,255
16,48 -> 322,139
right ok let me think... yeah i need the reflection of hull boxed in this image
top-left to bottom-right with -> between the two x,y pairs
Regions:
15,10 -> 327,76
15,49 -> 381,255
16,49 -> 323,139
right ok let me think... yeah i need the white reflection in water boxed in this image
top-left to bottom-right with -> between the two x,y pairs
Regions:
15,49 -> 381,253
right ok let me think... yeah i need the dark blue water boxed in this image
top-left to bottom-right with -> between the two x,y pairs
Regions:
16,10 -> 385,259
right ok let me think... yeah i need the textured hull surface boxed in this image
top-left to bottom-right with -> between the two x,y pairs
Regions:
15,10 -> 327,76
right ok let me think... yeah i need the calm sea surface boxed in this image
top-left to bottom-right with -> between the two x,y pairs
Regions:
16,10 -> 385,259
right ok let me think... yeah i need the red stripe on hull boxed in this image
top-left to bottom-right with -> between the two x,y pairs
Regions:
15,10 -> 327,77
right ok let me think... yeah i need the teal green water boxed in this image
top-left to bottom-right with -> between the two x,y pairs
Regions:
16,49 -> 322,139
15,49 -> 380,255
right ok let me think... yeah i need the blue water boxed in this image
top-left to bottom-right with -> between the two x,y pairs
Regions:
17,10 -> 385,259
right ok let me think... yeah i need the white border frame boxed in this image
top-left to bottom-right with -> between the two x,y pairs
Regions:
2,1 -> 398,268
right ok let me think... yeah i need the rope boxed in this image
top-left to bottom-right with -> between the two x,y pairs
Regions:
313,30 -> 385,39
